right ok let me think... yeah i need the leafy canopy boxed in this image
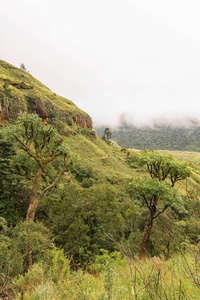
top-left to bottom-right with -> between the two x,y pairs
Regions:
127,177 -> 184,217
138,150 -> 191,186
8,114 -> 70,168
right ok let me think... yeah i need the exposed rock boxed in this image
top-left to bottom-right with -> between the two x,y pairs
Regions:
9,98 -> 27,119
0,100 -> 9,123
0,92 -> 93,130
35,100 -> 48,123
35,100 -> 48,118
86,115 -> 93,129
72,113 -> 93,129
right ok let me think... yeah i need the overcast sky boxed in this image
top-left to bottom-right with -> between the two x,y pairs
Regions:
1,0 -> 200,127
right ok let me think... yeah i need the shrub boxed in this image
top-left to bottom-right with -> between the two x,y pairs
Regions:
66,116 -> 73,126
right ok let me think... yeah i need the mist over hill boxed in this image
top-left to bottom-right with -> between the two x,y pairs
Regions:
95,116 -> 200,151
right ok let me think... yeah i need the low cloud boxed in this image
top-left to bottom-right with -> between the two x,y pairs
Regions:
94,111 -> 200,130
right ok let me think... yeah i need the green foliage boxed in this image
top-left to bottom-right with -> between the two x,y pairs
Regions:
9,114 -> 71,223
37,183 -> 124,267
93,250 -> 120,299
20,81 -> 27,89
128,177 -> 184,214
0,59 -> 87,119
8,252 -> 200,299
102,128 -> 112,141
2,59 -> 200,298
13,114 -> 70,156
49,109 -> 59,121
81,128 -> 97,139
0,218 -> 11,273
66,115 -> 73,126
110,123 -> 200,151
3,81 -> 12,97
0,92 -> 4,101
82,177 -> 95,188
0,137 -> 30,225
128,151 -> 191,260
72,162 -> 95,186
138,150 -> 191,186
9,221 -> 52,276
0,136 -> 19,224
43,246 -> 71,283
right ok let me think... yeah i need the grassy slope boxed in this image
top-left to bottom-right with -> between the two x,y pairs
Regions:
0,59 -> 86,115
0,59 -> 139,189
67,135 -> 140,189
1,59 -> 200,200
159,149 -> 200,163
66,134 -> 200,200
2,60 -> 200,299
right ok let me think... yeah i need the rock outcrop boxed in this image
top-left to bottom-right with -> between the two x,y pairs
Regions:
0,100 -> 9,123
72,113 -> 93,129
0,60 -> 93,129
0,94 -> 93,129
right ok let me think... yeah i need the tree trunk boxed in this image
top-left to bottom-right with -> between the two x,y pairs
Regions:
138,213 -> 154,261
139,196 -> 158,261
25,168 -> 43,270
26,168 -> 43,222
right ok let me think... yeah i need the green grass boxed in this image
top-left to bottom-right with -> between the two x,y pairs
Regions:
0,59 -> 86,115
2,58 -> 200,197
159,149 -> 200,163
13,250 -> 200,299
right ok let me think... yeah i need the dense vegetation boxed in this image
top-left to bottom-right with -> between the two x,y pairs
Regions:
96,123 -> 200,151
1,61 -> 200,299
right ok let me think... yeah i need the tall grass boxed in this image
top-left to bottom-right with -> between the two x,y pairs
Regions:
11,247 -> 200,300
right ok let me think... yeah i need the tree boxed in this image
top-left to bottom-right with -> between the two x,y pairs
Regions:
128,150 -> 191,261
138,150 -> 191,186
20,63 -> 26,71
102,128 -> 112,141
128,178 -> 183,260
10,114 -> 71,223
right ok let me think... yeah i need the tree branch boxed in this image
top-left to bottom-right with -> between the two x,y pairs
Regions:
153,204 -> 170,219
141,193 -> 151,209
39,155 -> 67,201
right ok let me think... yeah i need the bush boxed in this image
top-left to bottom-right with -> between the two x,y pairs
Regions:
82,177 -> 95,188
20,81 -> 26,89
66,116 -> 73,126
8,221 -> 52,276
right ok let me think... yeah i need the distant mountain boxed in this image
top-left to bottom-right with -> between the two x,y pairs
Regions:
95,121 -> 200,151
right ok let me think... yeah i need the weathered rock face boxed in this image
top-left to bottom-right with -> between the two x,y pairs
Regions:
0,96 -> 26,122
26,98 -> 49,124
35,100 -> 48,124
0,100 -> 9,123
0,93 -> 93,129
72,113 -> 93,129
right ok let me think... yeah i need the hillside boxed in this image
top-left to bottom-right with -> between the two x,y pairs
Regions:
95,123 -> 200,151
1,60 -> 200,299
0,59 -> 92,128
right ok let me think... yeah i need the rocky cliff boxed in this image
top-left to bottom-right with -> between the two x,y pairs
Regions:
0,60 -> 93,129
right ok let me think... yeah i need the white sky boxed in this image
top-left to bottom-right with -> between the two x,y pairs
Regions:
1,0 -> 200,127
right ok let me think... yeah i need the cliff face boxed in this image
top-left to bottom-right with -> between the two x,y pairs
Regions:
0,60 -> 93,129
0,95 -> 93,129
